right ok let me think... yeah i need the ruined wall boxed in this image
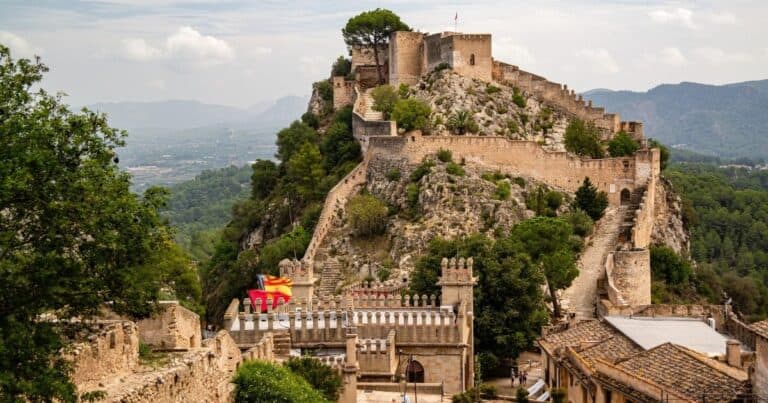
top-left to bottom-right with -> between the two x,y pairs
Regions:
368,134 -> 657,205
137,301 -> 201,350
302,157 -> 369,267
631,178 -> 656,249
609,250 -> 651,306
448,34 -> 492,82
351,45 -> 388,71
97,331 -> 242,403
70,321 -> 140,387
388,31 -> 424,86
332,76 -> 355,110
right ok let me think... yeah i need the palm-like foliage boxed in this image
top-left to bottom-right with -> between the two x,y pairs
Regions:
446,110 -> 479,135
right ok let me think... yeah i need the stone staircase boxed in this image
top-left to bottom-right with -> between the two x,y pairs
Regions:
272,332 -> 292,359
361,89 -> 384,121
618,186 -> 646,249
317,260 -> 343,297
561,206 -> 624,319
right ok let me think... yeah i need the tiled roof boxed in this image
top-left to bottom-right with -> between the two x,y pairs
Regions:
579,335 -> 642,366
539,320 -> 615,352
751,319 -> 768,339
614,343 -> 748,402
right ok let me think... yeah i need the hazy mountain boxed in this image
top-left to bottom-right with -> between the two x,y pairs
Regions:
89,95 -> 308,130
584,79 -> 768,158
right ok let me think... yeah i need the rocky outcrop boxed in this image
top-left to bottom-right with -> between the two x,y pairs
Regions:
314,152 -> 540,283
411,70 -> 569,150
651,177 -> 690,255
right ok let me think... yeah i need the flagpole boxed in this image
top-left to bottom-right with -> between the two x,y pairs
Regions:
454,12 -> 457,32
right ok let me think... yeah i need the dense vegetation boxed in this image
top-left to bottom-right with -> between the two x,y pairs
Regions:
163,165 -> 252,261
0,45 -> 200,400
660,163 -> 768,320
202,107 -> 362,322
283,357 -> 343,401
233,360 -> 330,403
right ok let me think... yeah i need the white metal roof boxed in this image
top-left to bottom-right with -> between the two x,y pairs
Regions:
604,316 -> 732,356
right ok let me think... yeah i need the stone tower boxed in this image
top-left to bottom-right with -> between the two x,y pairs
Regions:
278,258 -> 316,308
437,257 -> 477,311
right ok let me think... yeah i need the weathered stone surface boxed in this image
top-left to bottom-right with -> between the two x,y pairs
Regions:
651,177 -> 690,254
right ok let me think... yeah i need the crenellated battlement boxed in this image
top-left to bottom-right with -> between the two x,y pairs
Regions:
278,258 -> 313,282
439,257 -> 474,283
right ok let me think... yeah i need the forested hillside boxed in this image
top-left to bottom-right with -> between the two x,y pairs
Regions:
658,163 -> 768,321
584,80 -> 768,158
163,165 -> 252,261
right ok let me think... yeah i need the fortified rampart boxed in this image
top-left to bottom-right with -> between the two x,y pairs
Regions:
137,301 -> 201,350
367,133 -> 659,206
69,321 -> 140,387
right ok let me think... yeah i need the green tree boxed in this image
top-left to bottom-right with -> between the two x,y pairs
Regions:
563,209 -> 594,237
575,177 -> 608,220
320,121 -> 361,171
276,121 -> 317,162
371,84 -> 399,118
509,217 -> 579,318
391,98 -> 431,132
284,357 -> 343,401
233,360 -> 330,403
650,246 -> 692,285
286,143 -> 326,201
0,45 -> 189,401
347,194 -> 389,237
342,9 -> 410,84
301,111 -> 320,129
564,118 -> 604,158
516,387 -> 530,403
251,159 -> 279,200
607,131 -> 640,157
331,56 -> 351,77
410,235 -> 547,371
447,110 -> 480,135
551,388 -> 567,403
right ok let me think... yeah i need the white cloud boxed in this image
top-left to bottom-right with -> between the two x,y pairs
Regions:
148,79 -> 166,89
649,8 -> 695,29
0,31 -> 40,58
659,47 -> 686,66
693,47 -> 751,65
165,26 -> 234,64
706,12 -> 737,25
121,38 -> 161,61
579,48 -> 619,74
496,41 -> 536,68
121,26 -> 233,67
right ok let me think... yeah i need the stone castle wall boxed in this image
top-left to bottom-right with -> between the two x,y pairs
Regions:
631,177 -> 656,249
332,76 -> 355,110
137,301 -> 201,350
610,250 -> 651,306
368,133 -> 658,206
447,34 -> 492,82
69,321 -> 140,387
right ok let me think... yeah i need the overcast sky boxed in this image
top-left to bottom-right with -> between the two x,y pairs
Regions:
1,0 -> 766,108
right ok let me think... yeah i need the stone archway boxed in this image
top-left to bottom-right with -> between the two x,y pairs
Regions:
405,359 -> 425,383
620,188 -> 631,205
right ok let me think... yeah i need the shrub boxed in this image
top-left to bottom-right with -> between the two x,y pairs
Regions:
314,80 -> 333,102
564,118 -> 604,158
564,209 -> 594,237
434,62 -> 451,72
486,84 -> 501,94
406,183 -> 420,207
516,387 -> 530,403
410,159 -> 435,182
392,98 -> 432,132
446,162 -> 465,176
513,176 -> 526,188
575,177 -> 608,220
331,56 -> 351,77
495,181 -> 511,200
251,159 -> 279,200
398,83 -> 410,98
478,384 -> 498,399
648,138 -> 670,170
300,111 -> 320,129
233,360 -> 329,403
377,267 -> 391,281
608,131 -> 640,157
512,87 -> 526,108
650,246 -> 692,285
481,171 -> 505,182
545,190 -> 563,210
552,388 -> 567,403
437,148 -> 453,163
447,110 -> 480,135
385,168 -> 401,181
371,84 -> 399,118
347,194 -> 388,237
284,357 -> 343,402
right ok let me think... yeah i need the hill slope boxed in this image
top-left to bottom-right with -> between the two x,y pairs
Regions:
584,79 -> 768,158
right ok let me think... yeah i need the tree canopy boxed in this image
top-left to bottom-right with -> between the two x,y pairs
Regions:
574,177 -> 608,221
607,131 -> 640,157
564,118 -> 604,158
342,9 -> 410,84
0,45 -> 197,400
233,360 -> 330,403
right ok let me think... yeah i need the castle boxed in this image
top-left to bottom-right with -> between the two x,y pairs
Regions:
71,28 -> 768,402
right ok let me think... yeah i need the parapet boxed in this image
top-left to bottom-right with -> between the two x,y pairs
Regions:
439,257 -> 475,283
279,258 -> 314,283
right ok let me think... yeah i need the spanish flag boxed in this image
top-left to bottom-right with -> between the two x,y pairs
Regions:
263,275 -> 293,297
247,275 -> 293,312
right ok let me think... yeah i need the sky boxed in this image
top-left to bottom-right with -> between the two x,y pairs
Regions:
0,0 -> 766,108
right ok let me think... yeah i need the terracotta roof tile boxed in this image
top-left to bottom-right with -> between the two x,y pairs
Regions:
579,335 -> 643,366
540,320 -> 614,352
750,319 -> 768,339
614,343 -> 748,401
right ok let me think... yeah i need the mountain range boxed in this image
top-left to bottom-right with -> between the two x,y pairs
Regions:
584,79 -> 768,159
